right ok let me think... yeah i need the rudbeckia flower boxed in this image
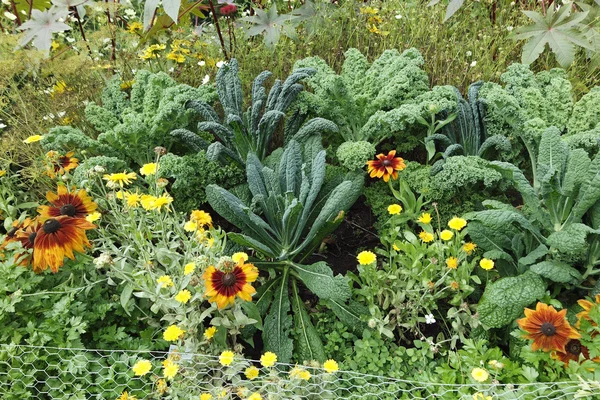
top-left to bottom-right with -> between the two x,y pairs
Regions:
517,302 -> 580,352
0,218 -> 32,251
366,150 -> 406,182
576,295 -> 600,327
203,261 -> 259,309
32,216 -> 95,273
38,186 -> 97,221
46,151 -> 79,178
552,339 -> 593,366
14,219 -> 41,268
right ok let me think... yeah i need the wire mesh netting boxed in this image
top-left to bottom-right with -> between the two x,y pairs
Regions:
1,344 -> 598,400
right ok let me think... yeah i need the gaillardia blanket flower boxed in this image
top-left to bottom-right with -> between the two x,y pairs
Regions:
203,261 -> 259,309
32,216 -> 96,273
38,186 -> 97,221
366,150 -> 406,182
517,302 -> 580,352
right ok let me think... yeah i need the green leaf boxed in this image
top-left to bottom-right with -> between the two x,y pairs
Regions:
263,270 -> 293,363
518,244 -> 549,267
325,298 -> 369,333
242,5 -> 298,47
291,283 -> 326,362
120,284 -> 134,316
478,271 -> 547,328
292,262 -> 350,302
546,223 -> 595,255
255,278 -> 280,316
241,302 -> 263,330
214,326 -> 227,348
228,233 -> 277,259
592,279 -> 600,296
530,260 -> 583,284
444,0 -> 465,22
572,155 -> 600,221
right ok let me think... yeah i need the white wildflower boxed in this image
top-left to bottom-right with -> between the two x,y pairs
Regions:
425,314 -> 436,324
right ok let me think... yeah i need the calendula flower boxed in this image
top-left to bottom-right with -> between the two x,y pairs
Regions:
479,258 -> 494,270
175,289 -> 192,304
231,252 -> 248,264
203,262 -> 259,309
260,351 -> 277,367
289,367 -> 311,381
200,394 -> 213,400
463,242 -> 477,254
357,250 -> 376,265
132,359 -> 152,376
247,393 -> 262,400
448,217 -> 467,231
517,302 -> 580,352
32,216 -> 95,273
446,257 -> 458,269
190,210 -> 212,227
418,213 -> 432,224
103,171 -> 137,188
387,204 -> 402,215
163,325 -> 185,342
323,359 -> 339,373
219,350 -> 235,366
471,368 -> 489,382
38,186 -> 98,221
51,80 -> 68,96
244,365 -> 259,380
473,393 -> 492,400
162,358 -> 179,379
184,262 -> 196,275
157,275 -> 174,288
184,220 -> 199,232
140,163 -> 158,176
203,326 -> 217,340
23,135 -> 44,144
440,230 -> 453,240
86,212 -> 101,223
576,294 -> 600,327
366,150 -> 406,182
419,231 -> 434,243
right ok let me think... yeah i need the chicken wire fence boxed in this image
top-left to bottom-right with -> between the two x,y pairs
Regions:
0,344 -> 597,400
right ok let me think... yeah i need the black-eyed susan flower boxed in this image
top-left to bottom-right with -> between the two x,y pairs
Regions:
244,366 -> 259,380
163,325 -> 185,342
103,171 -> 137,188
38,186 -> 98,221
576,295 -> 600,327
357,250 -> 376,265
14,219 -> 41,267
260,352 -> 277,367
1,218 -> 32,252
132,359 -> 152,376
203,261 -> 259,309
219,350 -> 235,366
552,339 -> 594,366
366,150 -> 406,182
323,359 -> 339,373
32,216 -> 95,273
517,302 -> 580,352
45,151 -> 79,178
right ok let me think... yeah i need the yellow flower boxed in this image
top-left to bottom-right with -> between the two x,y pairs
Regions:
140,162 -> 158,176
167,52 -> 185,63
184,262 -> 196,275
184,220 -> 199,232
247,393 -> 262,400
480,258 -> 494,271
132,359 -> 152,376
473,393 -> 492,400
86,212 -> 101,223
488,360 -> 504,369
23,135 -> 44,144
359,6 -> 378,15
357,250 -> 376,265
162,358 -> 179,380
175,289 -> 192,304
440,230 -> 453,241
0,170 -> 6,177
232,252 -> 249,264
120,80 -> 135,90
448,217 -> 467,231
450,281 -> 460,290
463,242 -> 477,254
163,325 -> 185,342
204,326 -> 217,340
260,351 -> 277,367
419,231 -> 434,243
156,378 -> 168,394
190,210 -> 212,227
124,191 -> 141,208
117,391 -> 137,400
51,80 -> 68,97
471,367 -> 489,382
157,275 -> 174,288
200,394 -> 213,400
149,194 -> 173,211
127,21 -> 143,33
392,244 -> 400,251
51,40 -> 60,50
219,350 -> 235,366
290,367 -> 311,381
387,204 -> 402,215
323,359 -> 339,373
446,257 -> 458,269
418,213 -> 432,224
103,171 -> 137,188
244,366 -> 259,380
141,195 -> 157,210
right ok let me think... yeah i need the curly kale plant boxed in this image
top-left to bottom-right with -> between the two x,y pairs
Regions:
206,138 -> 364,363
173,59 -> 338,167
466,129 -> 600,329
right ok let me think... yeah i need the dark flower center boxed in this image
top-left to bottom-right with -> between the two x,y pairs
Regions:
60,204 -> 78,217
382,159 -> 392,166
7,227 -> 18,237
540,322 -> 557,336
566,340 -> 581,356
222,272 -> 237,287
43,219 -> 62,234
28,232 -> 37,245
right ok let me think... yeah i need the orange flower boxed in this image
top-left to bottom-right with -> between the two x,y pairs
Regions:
0,219 -> 32,252
14,219 -> 42,267
576,295 -> 600,327
32,216 -> 95,273
366,150 -> 406,182
38,186 -> 98,221
203,261 -> 258,309
46,151 -> 79,178
517,302 -> 580,352
552,339 -> 594,366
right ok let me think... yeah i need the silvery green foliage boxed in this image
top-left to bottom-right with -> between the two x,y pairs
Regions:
206,138 -> 364,363
174,59 -> 338,167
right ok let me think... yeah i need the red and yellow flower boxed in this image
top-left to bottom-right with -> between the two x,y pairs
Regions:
576,295 -> 600,327
517,302 -> 580,352
38,186 -> 98,221
14,219 -> 41,267
203,260 -> 259,309
0,218 -> 32,253
551,339 -> 594,366
366,150 -> 406,182
45,151 -> 79,178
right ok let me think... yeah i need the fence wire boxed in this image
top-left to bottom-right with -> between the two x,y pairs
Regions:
0,344 -> 597,400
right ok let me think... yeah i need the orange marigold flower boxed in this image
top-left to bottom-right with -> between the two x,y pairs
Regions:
576,295 -> 600,327
517,302 -> 580,352
38,186 -> 98,221
32,216 -> 95,273
203,262 -> 259,309
366,150 -> 406,182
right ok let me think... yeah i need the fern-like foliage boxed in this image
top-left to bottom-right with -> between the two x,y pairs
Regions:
174,59 -> 338,167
